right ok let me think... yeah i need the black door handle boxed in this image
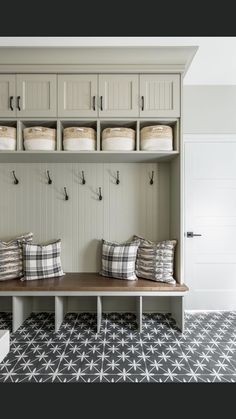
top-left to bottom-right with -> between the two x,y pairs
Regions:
187,232 -> 202,238
10,96 -> 14,111
93,96 -> 96,111
17,96 -> 21,111
141,96 -> 144,111
100,96 -> 103,111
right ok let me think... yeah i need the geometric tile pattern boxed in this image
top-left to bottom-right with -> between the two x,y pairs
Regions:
0,311 -> 236,383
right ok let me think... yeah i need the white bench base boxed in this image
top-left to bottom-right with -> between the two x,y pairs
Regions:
0,292 -> 186,334
0,330 -> 10,363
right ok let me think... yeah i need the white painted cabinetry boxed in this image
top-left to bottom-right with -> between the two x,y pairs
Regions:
16,74 -> 57,117
0,74 -> 57,117
0,74 -> 15,117
58,74 -> 180,118
0,46 -> 199,318
0,73 -> 180,119
58,74 -> 139,117
98,74 -> 139,117
58,74 -> 97,117
140,74 -> 180,117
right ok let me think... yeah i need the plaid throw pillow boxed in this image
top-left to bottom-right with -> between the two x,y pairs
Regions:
0,232 -> 33,281
22,240 -> 64,281
133,235 -> 177,284
100,239 -> 140,280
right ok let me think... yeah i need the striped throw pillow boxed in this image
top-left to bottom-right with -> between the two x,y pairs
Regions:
0,232 -> 33,281
100,239 -> 140,280
22,240 -> 64,281
133,235 -> 177,284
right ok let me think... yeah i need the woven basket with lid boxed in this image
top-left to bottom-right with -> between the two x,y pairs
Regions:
23,127 -> 56,141
0,126 -> 16,139
63,127 -> 96,141
141,125 -> 172,141
102,127 -> 136,151
102,127 -> 135,141
0,126 -> 16,150
141,125 -> 173,151
63,126 -> 96,151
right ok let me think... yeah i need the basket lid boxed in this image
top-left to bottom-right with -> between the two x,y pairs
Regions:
141,125 -> 172,133
102,127 -> 135,140
63,126 -> 96,140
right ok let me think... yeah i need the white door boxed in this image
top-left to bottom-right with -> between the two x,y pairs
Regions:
184,140 -> 236,310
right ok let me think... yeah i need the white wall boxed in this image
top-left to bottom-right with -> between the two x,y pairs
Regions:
183,85 -> 236,133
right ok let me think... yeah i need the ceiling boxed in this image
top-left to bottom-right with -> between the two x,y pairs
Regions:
0,37 -> 235,85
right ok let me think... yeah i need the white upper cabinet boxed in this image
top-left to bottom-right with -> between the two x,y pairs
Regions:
0,73 -> 181,119
140,74 -> 180,117
58,74 -> 139,118
98,74 -> 139,117
58,75 -> 97,117
16,74 -> 57,117
0,75 -> 16,117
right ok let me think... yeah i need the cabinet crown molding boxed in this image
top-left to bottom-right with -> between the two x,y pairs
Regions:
0,46 -> 198,75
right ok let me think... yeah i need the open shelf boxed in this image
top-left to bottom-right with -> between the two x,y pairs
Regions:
0,150 -> 179,163
0,117 -> 180,162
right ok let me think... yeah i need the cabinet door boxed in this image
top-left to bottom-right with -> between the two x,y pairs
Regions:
58,75 -> 97,117
99,74 -> 139,117
0,75 -> 16,117
16,74 -> 57,117
140,74 -> 180,117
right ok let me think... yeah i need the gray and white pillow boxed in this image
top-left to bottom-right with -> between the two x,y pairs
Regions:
0,232 -> 33,281
100,239 -> 140,280
22,239 -> 64,281
133,235 -> 177,284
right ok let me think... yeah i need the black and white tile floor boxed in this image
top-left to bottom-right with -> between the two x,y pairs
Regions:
0,311 -> 236,383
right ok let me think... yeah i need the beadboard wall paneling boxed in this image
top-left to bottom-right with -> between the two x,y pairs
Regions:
0,163 -> 170,273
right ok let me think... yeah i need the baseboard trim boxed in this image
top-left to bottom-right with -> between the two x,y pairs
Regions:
185,309 -> 234,312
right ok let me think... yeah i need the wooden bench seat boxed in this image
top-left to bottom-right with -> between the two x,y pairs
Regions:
0,273 -> 188,333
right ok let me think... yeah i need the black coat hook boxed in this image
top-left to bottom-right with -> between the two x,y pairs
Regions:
12,171 -> 19,184
116,171 -> 120,185
64,187 -> 69,200
47,170 -> 52,184
150,171 -> 154,185
98,187 -> 102,201
81,171 -> 86,185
